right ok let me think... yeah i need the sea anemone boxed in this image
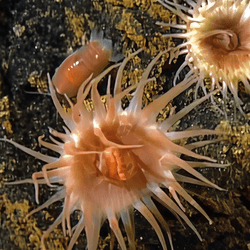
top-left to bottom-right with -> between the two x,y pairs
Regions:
2,49 -> 226,250
157,0 -> 250,114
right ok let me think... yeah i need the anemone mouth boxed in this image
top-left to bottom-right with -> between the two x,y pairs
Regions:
191,29 -> 249,75
209,31 -> 238,52
98,147 -> 142,183
200,29 -> 239,55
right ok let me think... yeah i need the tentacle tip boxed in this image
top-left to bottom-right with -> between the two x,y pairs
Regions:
210,158 -> 217,163
198,234 -> 203,242
25,212 -> 32,220
220,163 -> 231,168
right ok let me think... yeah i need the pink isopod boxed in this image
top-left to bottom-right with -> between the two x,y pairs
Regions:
52,30 -> 120,97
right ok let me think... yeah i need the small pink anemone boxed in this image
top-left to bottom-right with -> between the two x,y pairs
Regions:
158,0 -> 250,115
2,49 -> 226,250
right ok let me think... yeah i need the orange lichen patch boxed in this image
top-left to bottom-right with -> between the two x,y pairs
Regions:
105,0 -> 170,20
27,71 -> 48,93
104,0 -> 149,8
143,77 -> 164,105
0,161 -> 5,175
216,121 -> 250,171
104,0 -> 173,26
125,53 -> 142,77
156,101 -> 173,123
147,34 -> 173,55
94,6 -> 168,55
116,11 -> 146,46
119,52 -> 167,108
0,96 -> 12,134
83,95 -> 106,113
103,0 -> 173,55
98,234 -> 111,250
92,1 -> 103,11
0,193 -> 69,250
42,211 -> 69,250
147,1 -> 172,22
117,10 -> 170,55
65,8 -> 86,47
0,193 -> 41,250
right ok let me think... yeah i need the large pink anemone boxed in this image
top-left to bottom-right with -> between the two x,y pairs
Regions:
2,49 -> 226,250
158,0 -> 250,115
